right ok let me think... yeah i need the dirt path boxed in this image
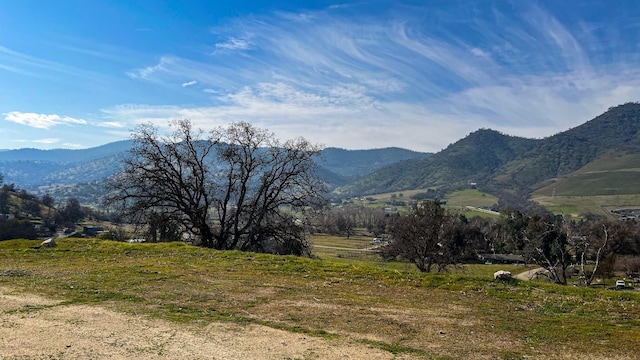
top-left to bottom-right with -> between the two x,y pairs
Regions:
0,287 -> 396,360
514,267 -> 546,281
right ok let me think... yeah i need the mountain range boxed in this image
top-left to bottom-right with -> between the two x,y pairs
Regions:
0,141 -> 429,204
2,102 -> 640,211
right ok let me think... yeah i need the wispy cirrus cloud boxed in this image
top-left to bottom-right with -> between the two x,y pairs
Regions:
120,2 -> 640,151
213,37 -> 252,52
126,56 -> 175,80
96,121 -> 126,128
0,45 -> 108,82
101,81 -> 468,151
33,138 -> 60,144
4,111 -> 87,129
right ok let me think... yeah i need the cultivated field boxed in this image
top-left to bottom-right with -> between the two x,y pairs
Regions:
1,238 -> 639,359
531,194 -> 640,218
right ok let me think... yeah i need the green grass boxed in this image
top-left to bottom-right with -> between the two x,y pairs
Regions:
1,238 -> 639,359
444,189 -> 498,208
537,171 -> 640,196
531,152 -> 640,216
531,194 -> 640,217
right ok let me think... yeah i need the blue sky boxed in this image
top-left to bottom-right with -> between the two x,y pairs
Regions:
2,0 -> 640,152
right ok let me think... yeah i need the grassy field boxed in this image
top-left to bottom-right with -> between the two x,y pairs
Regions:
530,152 -> 640,216
534,152 -> 640,197
444,189 -> 498,208
345,189 -> 500,219
531,194 -> 640,218
310,234 -> 530,275
1,238 -> 639,359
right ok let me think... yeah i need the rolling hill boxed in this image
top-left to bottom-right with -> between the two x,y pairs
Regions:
3,102 -> 640,214
533,152 -> 640,197
0,142 -> 429,204
493,103 -> 640,190
339,102 -> 640,207
0,141 -> 133,188
337,128 -> 539,196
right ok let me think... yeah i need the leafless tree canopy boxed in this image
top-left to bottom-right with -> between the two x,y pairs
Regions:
104,119 -> 325,255
381,200 -> 460,272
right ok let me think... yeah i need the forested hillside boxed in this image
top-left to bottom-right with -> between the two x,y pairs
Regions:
4,103 -> 640,210
495,103 -> 640,189
0,141 -> 428,203
0,141 -> 132,187
321,147 -> 429,178
341,103 -> 640,201
338,129 -> 538,196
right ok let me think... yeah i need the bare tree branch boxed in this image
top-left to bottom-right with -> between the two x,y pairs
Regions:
104,120 -> 325,255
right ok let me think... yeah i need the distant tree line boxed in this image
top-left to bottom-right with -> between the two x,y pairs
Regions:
378,200 -> 640,285
315,205 -> 388,238
315,198 -> 640,284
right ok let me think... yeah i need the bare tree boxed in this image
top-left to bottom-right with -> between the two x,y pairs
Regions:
381,200 -> 459,272
522,215 -> 571,285
575,220 -> 635,286
105,120 -> 325,255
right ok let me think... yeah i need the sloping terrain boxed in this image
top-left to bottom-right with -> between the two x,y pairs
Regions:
494,103 -> 640,190
0,140 -> 133,187
0,141 -> 428,201
319,147 -> 430,187
530,151 -> 640,216
533,152 -> 640,197
341,103 -> 640,201
338,129 -> 538,196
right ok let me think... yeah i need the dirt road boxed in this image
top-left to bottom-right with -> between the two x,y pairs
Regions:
514,267 -> 546,281
0,286 -> 396,360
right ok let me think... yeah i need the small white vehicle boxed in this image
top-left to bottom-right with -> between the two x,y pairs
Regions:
370,237 -> 383,244
615,280 -> 626,289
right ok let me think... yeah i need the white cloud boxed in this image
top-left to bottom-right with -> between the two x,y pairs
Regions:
214,37 -> 252,52
4,112 -> 87,129
103,60 -> 640,153
116,3 -> 640,152
61,142 -> 85,148
96,121 -> 126,128
181,80 -> 197,87
33,138 -> 60,144
101,80 -> 473,152
0,45 -> 107,82
126,56 -> 175,80
470,48 -> 490,59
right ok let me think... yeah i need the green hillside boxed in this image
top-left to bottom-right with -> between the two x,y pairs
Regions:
340,103 -> 640,214
0,143 -> 429,203
496,103 -> 640,187
534,152 -> 640,197
321,147 -> 430,178
530,151 -> 640,216
338,129 -> 537,196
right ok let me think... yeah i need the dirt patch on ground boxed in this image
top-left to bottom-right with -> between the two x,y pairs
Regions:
514,267 -> 547,281
0,287 -> 396,360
